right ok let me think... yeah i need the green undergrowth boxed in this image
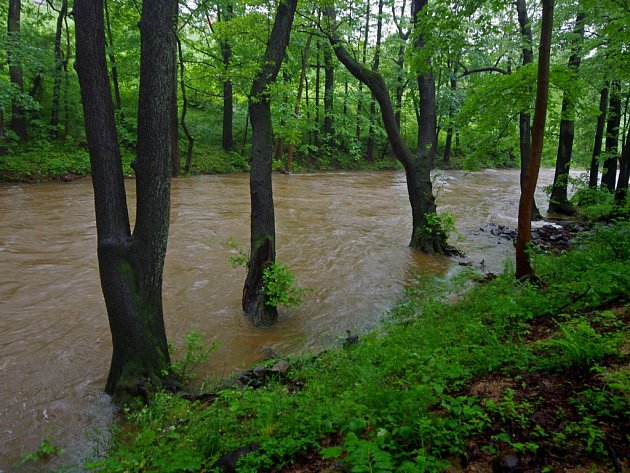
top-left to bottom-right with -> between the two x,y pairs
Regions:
86,222 -> 629,472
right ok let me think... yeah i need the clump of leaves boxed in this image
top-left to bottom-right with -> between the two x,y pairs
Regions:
262,262 -> 310,308
165,330 -> 218,383
21,436 -> 64,463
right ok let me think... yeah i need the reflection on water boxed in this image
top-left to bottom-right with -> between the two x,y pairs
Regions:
0,169 -> 555,470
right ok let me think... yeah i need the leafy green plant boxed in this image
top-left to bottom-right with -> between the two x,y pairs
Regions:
262,262 -> 309,308
21,436 -> 64,463
342,432 -> 395,473
166,330 -> 218,383
227,237 -> 249,268
423,211 -> 457,241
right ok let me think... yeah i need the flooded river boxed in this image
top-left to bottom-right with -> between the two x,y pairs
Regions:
0,169 -> 556,470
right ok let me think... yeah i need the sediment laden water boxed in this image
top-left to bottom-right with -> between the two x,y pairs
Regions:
0,169 -> 557,470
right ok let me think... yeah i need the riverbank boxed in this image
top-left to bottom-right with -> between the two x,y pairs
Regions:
0,142 -> 401,183
78,221 -> 629,472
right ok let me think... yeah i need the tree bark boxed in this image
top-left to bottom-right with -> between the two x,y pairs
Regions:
50,0 -> 68,139
171,37 -> 180,177
74,0 -> 178,401
443,59 -> 458,163
323,38 -> 334,146
602,81 -> 621,192
243,0 -> 297,326
314,40 -> 321,147
589,86 -> 608,188
8,0 -> 27,141
104,0 -> 124,124
412,0 -> 437,172
516,0 -> 542,220
285,32 -> 313,173
515,0 -> 553,280
326,3 -> 446,253
177,34 -> 194,173
355,0 -> 370,142
548,12 -> 585,215
615,125 -> 630,205
366,0 -> 384,161
221,3 -> 234,151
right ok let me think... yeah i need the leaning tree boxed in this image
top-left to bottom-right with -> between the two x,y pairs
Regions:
74,0 -> 178,400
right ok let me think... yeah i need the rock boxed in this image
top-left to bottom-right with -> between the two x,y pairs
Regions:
271,360 -> 290,375
218,443 -> 260,472
492,453 -> 520,473
252,365 -> 267,378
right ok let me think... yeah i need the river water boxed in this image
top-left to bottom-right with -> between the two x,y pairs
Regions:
0,169 -> 557,471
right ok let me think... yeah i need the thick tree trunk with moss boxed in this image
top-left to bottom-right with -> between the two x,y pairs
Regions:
589,87 -> 608,188
75,0 -> 178,401
602,81 -> 621,192
548,12 -> 585,215
326,4 -> 446,254
516,0 -> 553,280
243,0 -> 297,326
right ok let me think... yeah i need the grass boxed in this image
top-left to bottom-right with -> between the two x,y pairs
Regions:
78,221 -> 629,472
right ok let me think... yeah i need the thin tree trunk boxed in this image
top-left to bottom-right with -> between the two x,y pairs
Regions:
177,35 -> 194,173
8,0 -> 27,141
602,81 -> 621,192
314,40 -> 321,147
326,3 -> 446,254
615,124 -> 630,205
443,59 -> 458,163
243,0 -> 297,326
516,0 -> 554,280
366,0 -> 384,161
104,0 -> 124,123
50,0 -> 68,138
74,0 -> 178,400
548,12 -> 585,215
221,3 -> 234,151
355,0 -> 370,142
62,12 -> 71,137
241,111 -> 249,155
323,39 -> 334,146
589,86 -> 609,188
285,32 -> 313,173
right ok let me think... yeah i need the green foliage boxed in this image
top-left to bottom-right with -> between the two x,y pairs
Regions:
423,211 -> 456,241
21,436 -> 64,463
262,262 -> 309,308
166,330 -> 218,384
227,237 -> 249,268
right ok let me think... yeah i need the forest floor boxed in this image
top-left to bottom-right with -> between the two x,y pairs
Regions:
68,220 -> 629,473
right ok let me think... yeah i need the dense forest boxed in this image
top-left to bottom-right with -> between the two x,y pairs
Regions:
2,0 -> 629,471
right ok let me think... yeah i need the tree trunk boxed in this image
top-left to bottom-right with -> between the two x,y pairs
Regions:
516,0 -> 542,220
516,0 -> 553,280
177,35 -> 194,173
74,0 -> 178,401
8,0 -> 27,141
413,0 -> 437,173
243,0 -> 297,326
285,32 -> 313,173
314,40 -> 321,148
355,0 -> 370,142
548,12 -> 585,215
366,0 -> 384,161
50,0 -> 68,138
323,39 -> 334,146
589,86 -> 608,188
221,3 -> 234,151
602,81 -> 621,192
443,60 -> 457,163
326,3 -> 446,254
104,0 -> 124,124
615,125 -> 630,205
171,33 -> 180,177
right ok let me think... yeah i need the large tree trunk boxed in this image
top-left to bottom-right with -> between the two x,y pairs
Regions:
326,3 -> 446,254
74,0 -> 178,401
516,0 -> 542,220
8,0 -> 27,141
602,81 -> 621,192
516,0 -> 553,280
412,0 -> 437,173
589,86 -> 608,188
50,0 -> 68,139
548,12 -> 585,215
243,0 -> 297,326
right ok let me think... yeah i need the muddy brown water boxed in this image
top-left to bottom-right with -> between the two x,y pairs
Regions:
0,169 -> 557,470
